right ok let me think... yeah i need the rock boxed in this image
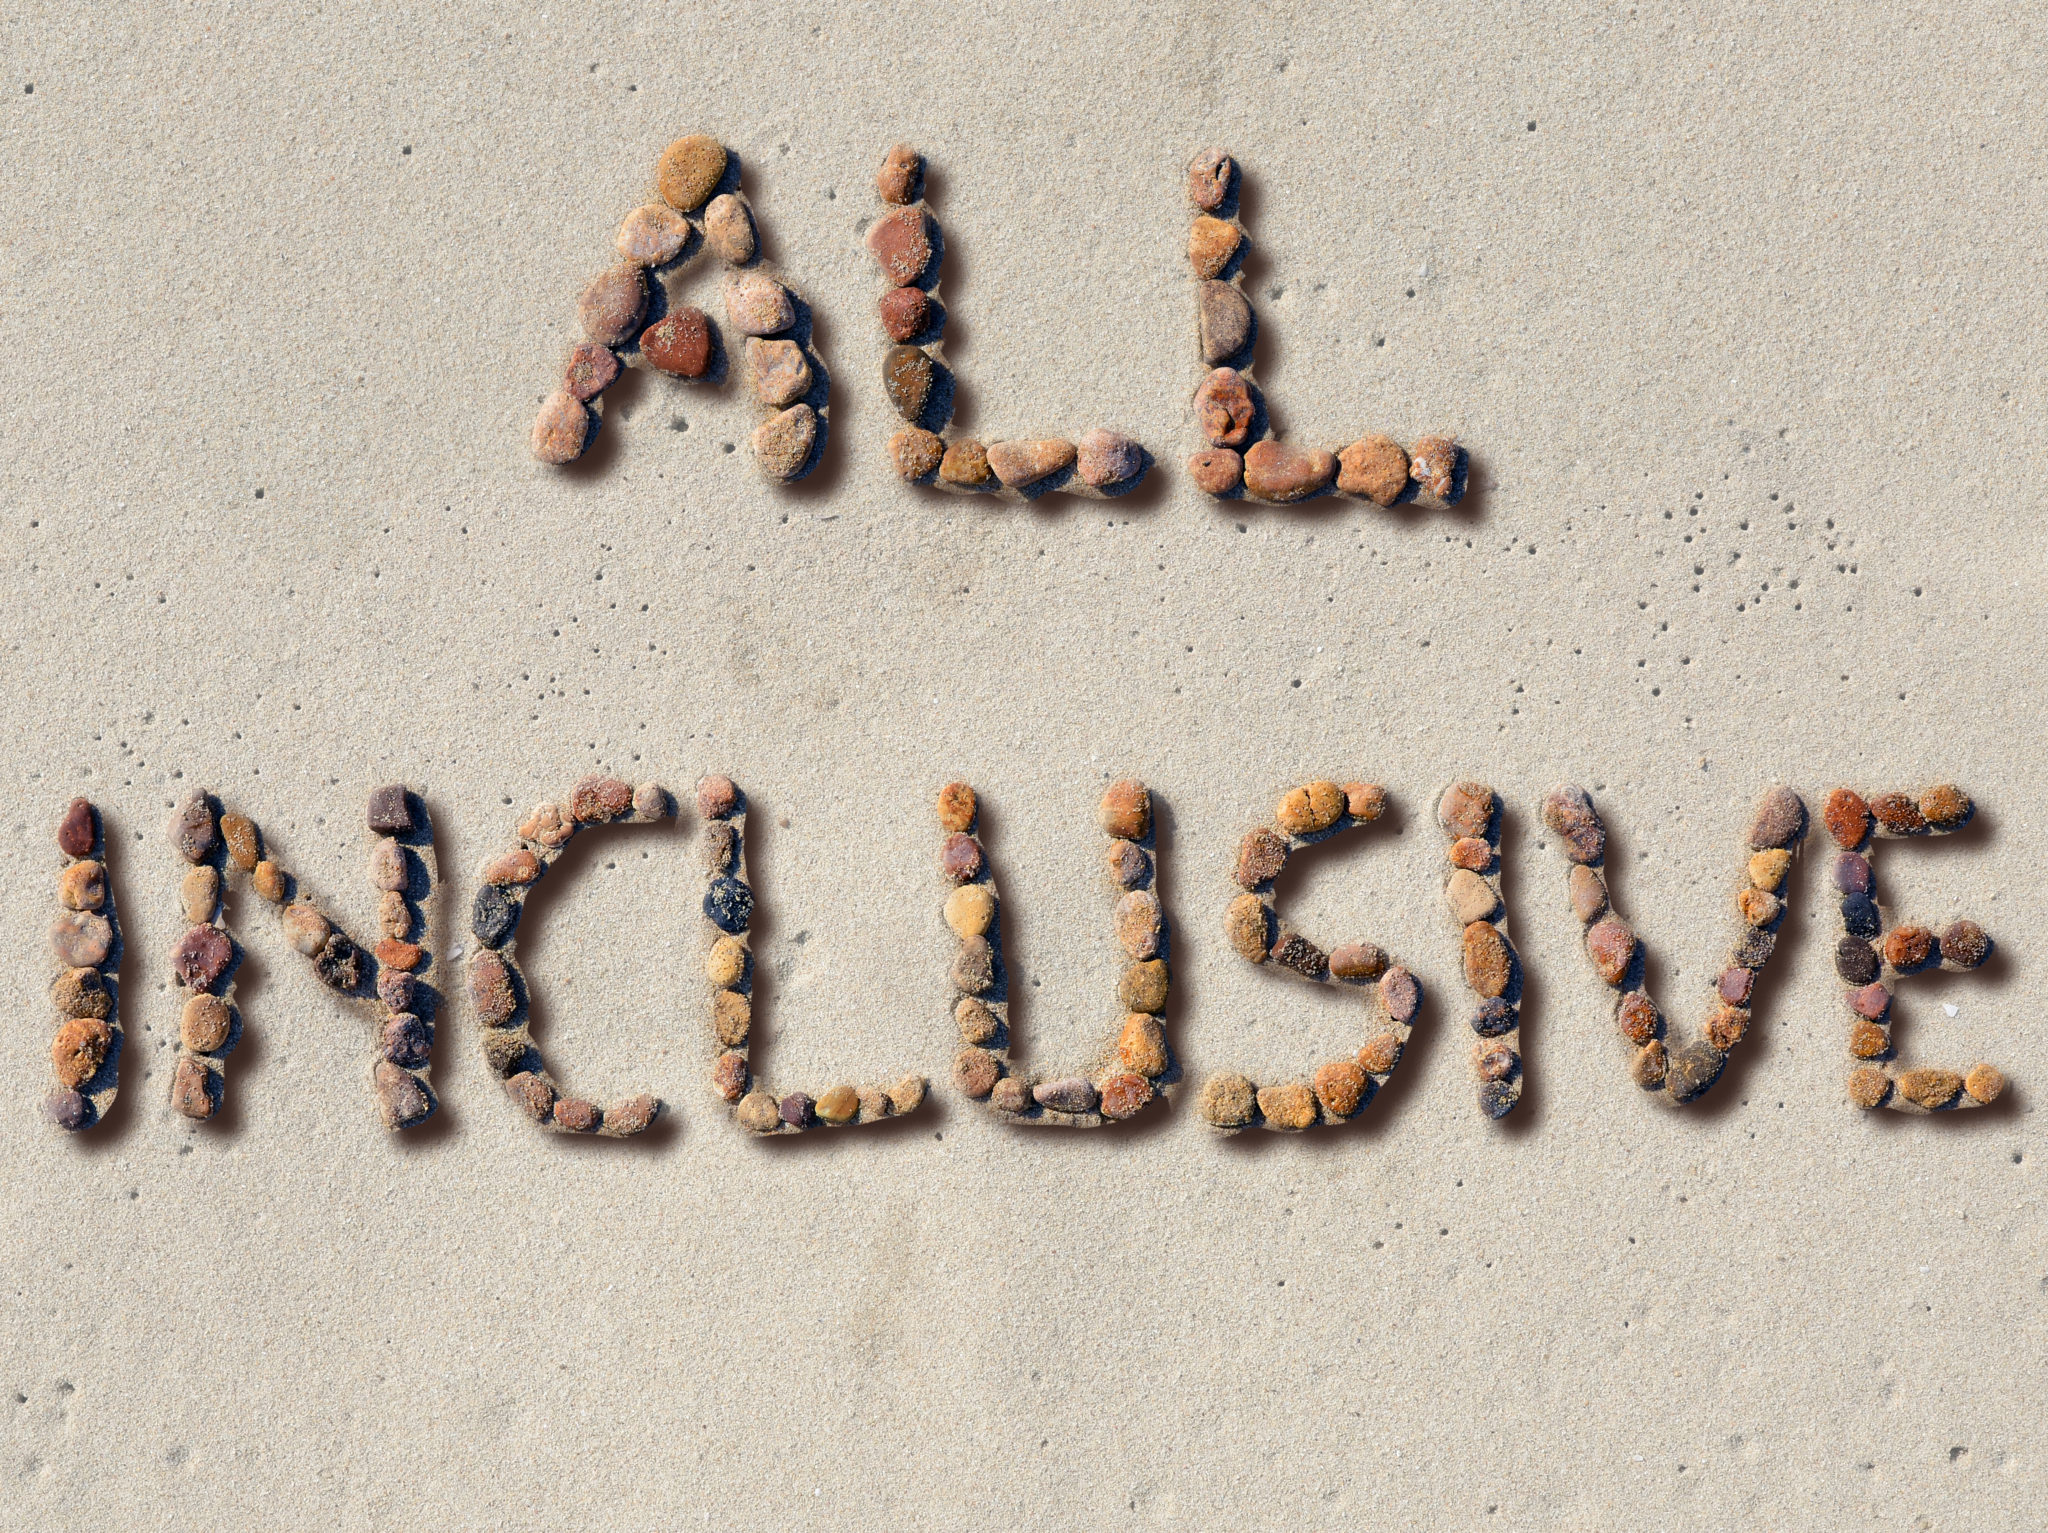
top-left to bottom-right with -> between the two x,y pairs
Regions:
1117,1014 -> 1168,1077
1830,853 -> 1872,898
1099,779 -> 1151,839
470,952 -> 518,1027
1748,849 -> 1792,891
1358,1032 -> 1403,1074
1897,1068 -> 1962,1110
1823,788 -> 1870,849
1964,1064 -> 2006,1104
936,782 -> 976,832
1479,1080 -> 1519,1119
483,849 -> 540,887
167,789 -> 215,863
1118,959 -> 1169,1013
1099,1073 -> 1153,1120
1632,1040 -> 1669,1089
941,831 -> 984,883
172,925 -> 233,989
633,782 -> 669,820
1834,937 -> 1880,986
725,274 -> 795,336
816,1084 -> 860,1124
1463,922 -> 1513,999
1195,280 -> 1252,362
369,838 -> 408,893
1941,919 -> 1990,968
1869,791 -> 1925,835
381,1014 -> 432,1068
705,935 -> 748,989
1841,892 -> 1880,938
57,798 -> 94,857
1185,448 -> 1241,496
945,883 -> 996,939
375,898 -> 412,943
51,1017 -> 112,1088
365,785 -> 410,836
1736,887 -> 1782,927
1199,1071 -> 1257,1127
889,426 -> 945,480
531,390 -> 591,464
1329,942 -> 1387,981
1847,983 -> 1891,1021
1258,1082 -> 1317,1131
1920,784 -> 1971,830
568,776 -> 632,824
987,439 -> 1076,489
1883,924 -> 1935,971
1665,1041 -> 1725,1102
1345,783 -> 1387,822
703,193 -> 756,264
939,437 -> 994,488
1409,435 -> 1460,500
50,911 -> 113,967
713,990 -> 751,1046
1703,1003 -> 1750,1052
616,204 -> 690,266
705,876 -> 754,934
1187,147 -> 1234,210
883,344 -> 934,420
1446,869 -> 1498,925
951,936 -> 995,995
991,1078 -> 1031,1114
606,1095 -> 658,1136
282,902 -> 330,956
735,1090 -> 780,1133
1314,1060 -> 1367,1118
1379,966 -> 1421,1024
1747,787 -> 1807,849
472,885 -> 519,948
51,967 -> 110,1019
641,308 -> 713,377
521,801 -> 575,847
876,143 -> 922,203
1567,865 -> 1607,923
1336,436 -> 1409,506
377,970 -> 417,1014
170,1057 -> 217,1120
1114,890 -> 1163,959
746,338 -> 811,407
1271,930 -> 1326,978
1438,781 -> 1495,838
1105,839 -> 1150,888
953,1047 -> 1000,1098
697,775 -> 740,820
554,1098 -> 601,1134
59,860 -> 106,912
866,207 -> 933,285
1451,837 -> 1493,873
1225,893 -> 1270,962
313,934 -> 360,992
1475,1043 -> 1519,1083
506,1072 -> 555,1123
657,134 -> 726,210
578,265 -> 647,346
752,404 -> 817,480
712,1053 -> 749,1102
1731,928 -> 1776,969
956,997 -> 1000,1045
1276,781 -> 1345,834
879,285 -> 932,342
1034,1077 -> 1098,1115
1188,215 -> 1242,278
1584,917 -> 1635,986
1541,786 -> 1605,864
1848,1019 -> 1889,1059
46,1089 -> 89,1132
1234,826 -> 1288,889
1846,1066 -> 1890,1109
375,939 -> 422,972
1194,367 -> 1255,446
1076,429 -> 1143,488
562,341 -> 621,403
1473,996 -> 1518,1038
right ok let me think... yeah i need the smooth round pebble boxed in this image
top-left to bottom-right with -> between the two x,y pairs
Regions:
1188,215 -> 1241,278
889,426 -> 946,480
1076,428 -> 1143,488
1105,838 -> 1149,888
944,883 -> 996,939
1336,436 -> 1409,505
1187,148 -> 1233,210
879,285 -> 932,342
1244,441 -> 1335,502
657,134 -> 726,211
642,308 -> 713,378
1329,942 -> 1387,981
938,438 -> 994,488
1033,1077 -> 1097,1115
578,265 -> 647,346
1099,1073 -> 1153,1120
166,789 -> 215,863
1258,1082 -> 1317,1131
531,390 -> 591,464
1463,922 -> 1513,999
703,193 -> 755,264
1114,890 -> 1163,959
59,860 -> 106,912
50,911 -> 113,967
866,207 -> 933,285
1187,448 -> 1242,495
747,338 -> 811,407
616,204 -> 690,266
752,404 -> 817,480
725,274 -> 795,337
1099,780 -> 1150,840
1195,280 -> 1252,363
57,798 -> 94,857
987,439 -> 1076,489
1199,1071 -> 1257,1127
876,144 -> 921,203
884,344 -> 934,420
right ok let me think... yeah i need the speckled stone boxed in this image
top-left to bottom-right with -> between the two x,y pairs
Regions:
172,925 -> 232,989
483,849 -> 540,887
375,1063 -> 430,1128
480,1027 -> 529,1077
1584,916 -> 1635,987
1187,448 -> 1243,495
712,1052 -> 749,1103
1380,965 -> 1421,1024
934,781 -> 977,833
1225,893 -> 1270,963
1118,960 -> 1169,1013
166,789 -> 215,863
606,1095 -> 658,1136
1665,1041 -> 1725,1102
1478,1078 -> 1520,1118
1276,781 -> 1345,835
1731,928 -> 1776,969
703,193 -> 755,264
1747,787 -> 1806,850
1446,869 -> 1498,925
51,967 -> 110,1020
369,838 -> 407,893
1336,436 -> 1410,506
1075,428 -> 1143,488
1632,1041 -> 1669,1090
1964,1064 -> 2006,1104
889,426 -> 946,480
59,860 -> 106,912
632,782 -> 668,820
1541,786 -> 1605,864
1567,864 -> 1607,924
1883,924 -> 1935,972
956,996 -> 1000,1045
1920,784 -> 1971,830
1114,890 -> 1164,959
1034,1077 -> 1098,1115
1823,788 -> 1871,849
883,344 -> 934,421
1234,826 -> 1287,889
697,775 -> 740,820
1897,1068 -> 1962,1110
170,1057 -> 216,1120
941,832 -> 984,884
951,936 -> 995,995
752,403 -> 817,480
1244,440 -> 1336,502
1359,1032 -> 1404,1075
1462,922 -> 1513,999
1313,1060 -> 1367,1118
1105,838 -> 1149,889
51,1016 -> 112,1088
1437,781 -> 1494,839
1848,1018 -> 1889,1059
1869,791 -> 1925,835
945,883 -> 996,939
1098,1073 -> 1153,1120
1187,148 -> 1234,210
1472,997 -> 1517,1038
1475,1042 -> 1519,1083
563,341 -> 621,403
1451,837 -> 1493,873
953,1046 -> 1000,1098
725,274 -> 795,337
876,143 -> 922,204
1117,1013 -> 1168,1077
1196,280 -> 1252,363
1188,216 -> 1242,278
866,207 -> 933,286
1099,780 -> 1150,840
1841,892 -> 1880,939
1736,887 -> 1782,927
657,134 -> 725,210
641,308 -> 713,378
57,798 -> 94,858
1258,1081 -> 1318,1131
990,1077 -> 1031,1114
1329,942 -> 1388,981
1748,849 -> 1792,892
987,439 -> 1077,489
504,1071 -> 554,1123
747,338 -> 811,407
705,935 -> 747,990
878,285 -> 932,342
735,1090 -> 780,1133
713,989 -> 752,1047
360,785 -> 409,838
520,802 -> 575,848
470,951 -> 518,1027
1409,436 -> 1459,500
578,264 -> 647,346
280,901 -> 329,957
1703,1003 -> 1749,1053
816,1084 -> 860,1125
1834,937 -> 1880,986
50,911 -> 112,967
46,1088 -> 89,1132
313,933 -> 361,992
1846,1066 -> 1890,1109
377,969 -> 417,1014
616,203 -> 690,266
531,390 -> 591,465
373,938 -> 421,972
938,438 -> 994,488
1847,983 -> 1892,1021
703,876 -> 755,937
1941,919 -> 1990,968
381,1013 -> 432,1068
552,1097 -> 600,1134
1199,1070 -> 1257,1127
1271,930 -> 1327,978
471,885 -> 518,948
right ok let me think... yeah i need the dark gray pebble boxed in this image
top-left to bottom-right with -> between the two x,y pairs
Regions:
1470,997 -> 1516,1037
367,784 -> 412,836
472,885 -> 520,948
1835,936 -> 1880,986
705,876 -> 754,934
1478,1080 -> 1517,1119
1840,893 -> 1880,939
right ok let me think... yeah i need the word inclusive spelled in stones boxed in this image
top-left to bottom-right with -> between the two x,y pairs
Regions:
36,778 -> 2013,1136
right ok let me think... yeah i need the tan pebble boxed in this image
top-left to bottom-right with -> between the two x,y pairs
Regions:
953,1047 -> 999,1098
1187,448 -> 1243,495
181,993 -> 232,1053
1234,826 -> 1288,889
1075,428 -> 1144,489
1964,1064 -> 2006,1104
888,1075 -> 927,1116
1920,784 -> 1971,830
1329,942 -> 1388,981
712,1051 -> 749,1103
1616,991 -> 1660,1045
1584,916 -> 1635,987
1446,868 -> 1499,925
736,1090 -> 781,1133
377,890 -> 410,941
885,344 -> 936,421
50,911 -> 113,967
1196,279 -> 1253,362
1540,785 -> 1606,865
706,936 -> 748,989
605,1095 -> 658,1137
987,439 -> 1077,489
1358,1032 -> 1403,1075
520,801 -> 575,847
1225,893 -> 1270,963
1117,1014 -> 1169,1078
747,338 -> 812,408
1098,779 -> 1151,840
1188,215 -> 1242,278
990,1077 -> 1032,1114
282,902 -> 330,957
1450,837 -> 1493,873
51,1017 -> 112,1088
1099,1073 -> 1154,1120
374,1061 -> 432,1129
530,390 -> 591,465
944,883 -> 996,939
175,866 -> 217,922
1105,838 -> 1150,888
1409,434 -> 1459,500
368,839 -> 407,892
252,860 -> 287,903
219,813 -> 259,871
1438,781 -> 1495,839
1119,959 -> 1169,1013
58,860 -> 106,912
752,404 -> 817,481
815,1084 -> 860,1125
578,264 -> 647,346
713,990 -> 751,1047
50,967 -> 110,1020
1897,1068 -> 1962,1110
1199,1071 -> 1257,1127
952,936 -> 995,995
936,781 -> 977,832
939,438 -> 994,488
703,193 -> 756,264
1748,849 -> 1792,892
1747,786 -> 1808,849
955,996 -> 1000,1045
632,782 -> 668,820
657,134 -> 726,211
1336,435 -> 1410,506
1257,1082 -> 1317,1131
1567,864 -> 1607,923
1631,1040 -> 1669,1090
1379,966 -> 1422,1024
1848,1019 -> 1889,1059
889,426 -> 946,480
876,143 -> 921,203
616,204 -> 690,266
1113,890 -> 1163,959
469,952 -> 518,1027
1313,1061 -> 1367,1118
166,789 -> 215,863
169,1056 -> 216,1120
482,849 -> 539,887
1463,922 -> 1513,999
1243,440 -> 1336,503
1736,887 -> 1781,927
1343,783 -> 1387,822
1846,1066 -> 1891,1109
481,1030 -> 530,1078
1276,780 -> 1345,835
725,273 -> 796,337
1187,147 -> 1234,210
1034,1077 -> 1098,1115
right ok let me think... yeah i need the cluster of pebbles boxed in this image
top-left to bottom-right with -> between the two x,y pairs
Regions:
531,133 -> 825,480
699,776 -> 927,1133
1181,148 -> 1463,508
359,787 -> 439,1128
46,799 -> 121,1132
873,146 -> 1148,500
1823,787 -> 2003,1113
1542,784 -> 1804,1105
946,780 -> 1170,1124
1205,780 -> 1418,1132
1437,782 -> 1523,1119
468,775 -> 666,1136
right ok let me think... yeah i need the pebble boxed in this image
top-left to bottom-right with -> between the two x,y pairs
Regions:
554,1098 -> 601,1134
1703,1004 -> 1749,1052
1730,928 -> 1776,969
879,285 -> 932,342
578,265 -> 647,346
1358,1032 -> 1403,1074
504,1071 -> 555,1123
606,1095 -> 658,1136
1446,868 -> 1499,925
1244,440 -> 1335,502
657,134 -> 726,211
1099,1073 -> 1153,1120
50,911 -> 113,967
1823,788 -> 1871,849
1225,893 -> 1270,963
377,970 -> 417,1014
1336,436 -> 1410,506
1847,983 -> 1891,1021
1114,890 -> 1163,959
747,338 -> 811,407
366,785 -> 411,836
941,832 -> 985,883
1462,921 -> 1513,999
876,144 -> 922,204
59,860 -> 106,912
314,934 -> 361,992
698,775 -> 740,820
816,1084 -> 860,1125
1258,1081 -> 1318,1131
1277,781 -> 1345,835
282,902 -> 330,957
1631,1041 -> 1669,1090
1941,919 -> 1990,968
1840,892 -> 1880,938
1187,148 -> 1234,210
375,939 -> 423,972
1034,1077 -> 1098,1115
483,849 -> 540,887
1271,931 -> 1327,978
866,207 -> 933,286
1964,1064 -> 2006,1104
1437,781 -> 1494,839
889,426 -> 946,480
951,936 -> 995,995
369,838 -> 408,892
616,204 -> 690,267
735,1090 -> 781,1133
47,1089 -> 89,1132
1329,942 -> 1387,981
945,883 -> 996,939
953,1047 -> 1000,1098
1883,924 -> 1935,972
1076,428 -> 1143,488
1567,864 -> 1607,923
956,997 -> 1001,1045
703,193 -> 756,264
939,437 -> 994,488
1188,216 -> 1242,278
173,926 -> 232,989
1475,1043 -> 1519,1083
167,789 -> 215,863
1199,1071 -> 1257,1127
1379,966 -> 1421,1024
1119,959 -> 1169,1013
1117,1013 -> 1168,1077
1105,839 -> 1150,888
706,935 -> 748,989
1748,849 -> 1792,891
752,403 -> 818,480
1742,787 -> 1804,850
57,798 -> 94,857
1409,436 -> 1460,500
481,1027 -> 530,1078
381,1014 -> 432,1068
1472,997 -> 1517,1038
987,439 -> 1077,489
1479,1079 -> 1519,1119
1451,837 -> 1494,873
725,274 -> 795,337
1196,280 -> 1253,363
1920,784 -> 1971,830
1834,937 -> 1880,986
1869,791 -> 1925,834
520,802 -> 575,847
1187,448 -> 1243,495
1848,1018 -> 1890,1059
1313,1060 -> 1368,1118
936,781 -> 977,832
1665,1041 -> 1725,1101
1584,916 -> 1635,986
641,308 -> 713,377
1540,786 -> 1605,864
1736,887 -> 1782,927
51,967 -> 110,1019
1897,1068 -> 1962,1110
170,1057 -> 216,1120
1846,1066 -> 1891,1109
471,885 -> 519,948
51,1017 -> 112,1088
1099,780 -> 1151,840
530,390 -> 591,464
883,344 -> 934,420
1234,827 -> 1288,889
470,952 -> 518,1027
634,782 -> 669,820
712,1052 -> 749,1102
991,1078 -> 1032,1114
714,990 -> 752,1046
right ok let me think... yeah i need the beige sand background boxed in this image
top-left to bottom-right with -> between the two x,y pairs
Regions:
3,1 -> 2045,1526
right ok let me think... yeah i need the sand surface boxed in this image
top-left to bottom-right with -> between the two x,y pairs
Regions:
3,2 -> 2045,1526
